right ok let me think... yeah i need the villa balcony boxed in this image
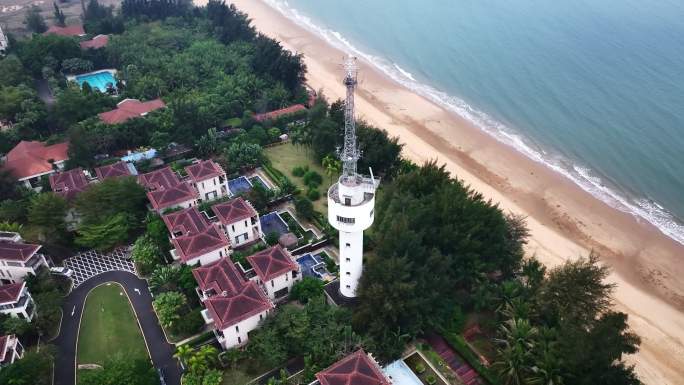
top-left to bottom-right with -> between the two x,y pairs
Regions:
25,253 -> 47,270
201,308 -> 214,325
169,248 -> 180,261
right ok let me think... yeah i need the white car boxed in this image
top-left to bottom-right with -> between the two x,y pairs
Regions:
50,266 -> 74,278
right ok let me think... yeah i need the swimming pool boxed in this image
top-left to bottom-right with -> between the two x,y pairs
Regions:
75,70 -> 117,93
383,360 -> 423,385
228,176 -> 253,195
260,212 -> 289,238
296,253 -> 334,281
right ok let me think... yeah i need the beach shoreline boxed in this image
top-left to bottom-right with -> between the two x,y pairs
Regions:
203,1 -> 684,383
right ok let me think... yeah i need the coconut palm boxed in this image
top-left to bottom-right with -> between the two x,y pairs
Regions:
494,318 -> 539,385
149,265 -> 179,291
174,344 -> 194,366
322,154 -> 341,184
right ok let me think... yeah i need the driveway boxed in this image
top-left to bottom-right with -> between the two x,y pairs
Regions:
52,271 -> 182,385
63,248 -> 135,288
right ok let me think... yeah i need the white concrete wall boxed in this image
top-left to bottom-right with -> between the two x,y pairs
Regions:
0,290 -> 35,321
184,246 -> 230,267
195,176 -> 225,201
0,255 -> 48,284
339,231 -> 364,298
258,270 -> 300,301
225,217 -> 261,247
159,198 -> 197,214
218,309 -> 269,349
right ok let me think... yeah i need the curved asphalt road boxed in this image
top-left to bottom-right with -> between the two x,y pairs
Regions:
52,271 -> 182,385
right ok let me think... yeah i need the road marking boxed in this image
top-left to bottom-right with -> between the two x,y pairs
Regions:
71,305 -> 76,316
134,288 -> 141,295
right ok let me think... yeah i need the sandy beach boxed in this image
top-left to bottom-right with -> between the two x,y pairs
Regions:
199,1 -> 684,383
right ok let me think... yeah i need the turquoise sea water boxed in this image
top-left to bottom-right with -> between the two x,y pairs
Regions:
265,0 -> 684,244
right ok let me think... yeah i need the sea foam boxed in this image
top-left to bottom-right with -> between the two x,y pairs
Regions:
263,0 -> 684,246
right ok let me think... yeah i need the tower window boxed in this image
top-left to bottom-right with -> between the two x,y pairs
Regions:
346,272 -> 351,276
345,258 -> 350,262
345,243 -> 350,247
337,216 -> 355,224
345,285 -> 351,289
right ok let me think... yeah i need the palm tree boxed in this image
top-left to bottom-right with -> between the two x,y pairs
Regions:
494,318 -> 538,385
196,344 -> 219,367
149,265 -> 178,291
174,344 -> 193,367
322,154 -> 341,184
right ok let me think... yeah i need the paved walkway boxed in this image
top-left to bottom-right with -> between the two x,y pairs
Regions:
53,271 -> 181,385
63,248 -> 135,287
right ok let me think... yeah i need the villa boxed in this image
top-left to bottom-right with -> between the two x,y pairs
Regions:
193,258 -> 273,349
43,24 -> 86,37
79,34 -> 109,50
0,282 -> 36,321
0,335 -> 24,367
99,98 -> 166,125
312,349 -> 391,385
0,238 -> 49,284
139,167 -> 199,212
185,160 -> 227,201
2,140 -> 69,191
94,161 -> 137,180
162,207 -> 210,238
170,225 -> 231,266
49,168 -> 91,200
0,26 -> 8,55
212,197 -> 262,247
246,245 -> 300,301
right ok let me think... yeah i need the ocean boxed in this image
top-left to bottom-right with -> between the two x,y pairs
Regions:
263,0 -> 684,245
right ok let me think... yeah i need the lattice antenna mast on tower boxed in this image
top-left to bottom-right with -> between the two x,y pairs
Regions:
340,56 -> 360,182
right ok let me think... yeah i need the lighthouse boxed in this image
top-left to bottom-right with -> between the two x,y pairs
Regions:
327,57 -> 379,299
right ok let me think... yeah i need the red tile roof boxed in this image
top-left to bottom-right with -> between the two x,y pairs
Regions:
246,245 -> 298,283
3,140 -> 69,180
171,225 -> 229,263
204,281 -> 272,330
316,350 -> 390,385
162,207 -> 210,237
211,197 -> 257,226
254,104 -> 306,122
79,34 -> 109,49
49,168 -> 89,200
185,160 -> 224,183
43,24 -> 85,37
192,258 -> 246,296
0,242 -> 41,262
146,182 -> 198,211
138,167 -> 181,190
94,161 -> 133,180
0,282 -> 23,305
98,99 -> 165,124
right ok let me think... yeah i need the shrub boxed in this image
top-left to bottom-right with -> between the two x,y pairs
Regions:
302,170 -> 322,187
426,375 -> 436,385
306,188 -> 320,201
265,231 -> 280,246
415,362 -> 426,374
172,309 -> 204,336
290,277 -> 324,304
292,166 -> 305,177
294,197 -> 314,220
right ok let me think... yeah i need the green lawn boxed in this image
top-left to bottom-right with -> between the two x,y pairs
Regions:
77,283 -> 149,365
264,143 -> 337,213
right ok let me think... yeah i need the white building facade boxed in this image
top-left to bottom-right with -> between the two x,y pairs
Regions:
0,335 -> 24,367
0,283 -> 36,321
185,160 -> 227,201
0,238 -> 49,285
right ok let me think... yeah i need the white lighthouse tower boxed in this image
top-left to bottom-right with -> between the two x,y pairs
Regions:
327,57 -> 379,299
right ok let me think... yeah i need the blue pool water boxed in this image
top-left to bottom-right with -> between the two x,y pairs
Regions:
228,176 -> 253,195
265,0 -> 684,245
296,253 -> 333,280
383,360 -> 423,385
75,71 -> 117,93
260,212 -> 289,237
